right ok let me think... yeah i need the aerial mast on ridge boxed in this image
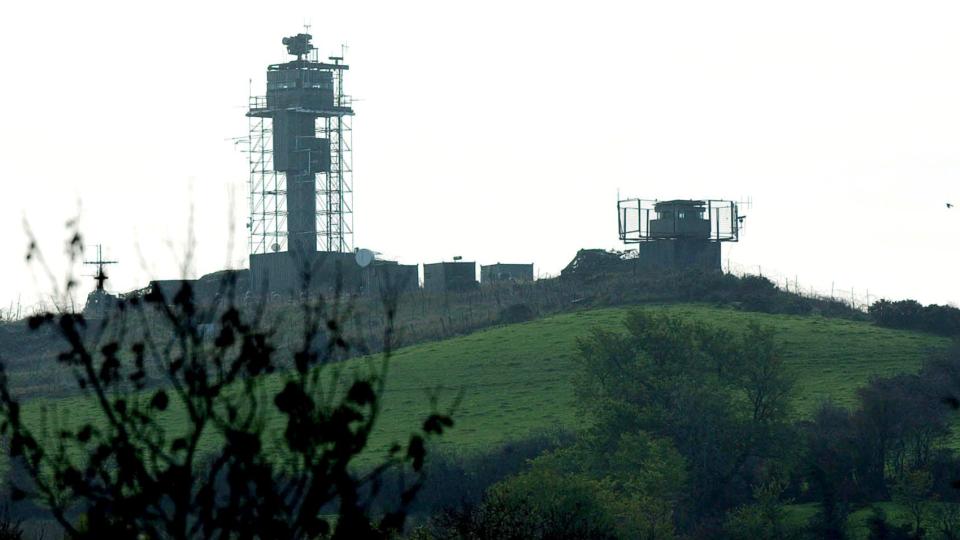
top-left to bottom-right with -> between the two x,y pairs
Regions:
83,244 -> 118,292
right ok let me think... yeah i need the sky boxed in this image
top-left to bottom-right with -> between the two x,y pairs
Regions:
0,0 -> 957,313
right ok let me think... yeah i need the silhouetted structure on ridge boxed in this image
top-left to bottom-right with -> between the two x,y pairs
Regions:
423,261 -> 478,292
618,198 -> 740,272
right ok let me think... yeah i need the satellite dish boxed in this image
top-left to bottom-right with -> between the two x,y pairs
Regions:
271,243 -> 281,253
355,248 -> 376,268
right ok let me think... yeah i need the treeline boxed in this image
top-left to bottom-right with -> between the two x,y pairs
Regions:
409,313 -> 960,539
801,356 -> 960,539
869,299 -> 960,337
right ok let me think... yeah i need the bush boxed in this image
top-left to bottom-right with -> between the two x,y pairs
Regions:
869,299 -> 960,336
736,275 -> 780,312
372,431 -> 574,519
676,270 -> 734,302
418,468 -> 620,540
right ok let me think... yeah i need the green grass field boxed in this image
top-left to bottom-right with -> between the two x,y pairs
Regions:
20,303 -> 951,463
364,303 -> 950,455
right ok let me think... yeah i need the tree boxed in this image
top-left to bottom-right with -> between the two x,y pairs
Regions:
0,234 -> 453,538
865,507 -> 914,540
722,476 -> 800,540
732,323 -> 794,424
892,468 -> 933,539
804,402 -> 856,540
931,502 -> 960,540
851,374 -> 949,500
574,310 -> 797,528
526,431 -> 686,539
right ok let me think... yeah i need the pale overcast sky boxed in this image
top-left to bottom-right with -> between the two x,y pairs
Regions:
0,0 -> 957,311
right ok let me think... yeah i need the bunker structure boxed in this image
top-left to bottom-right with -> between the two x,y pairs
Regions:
246,33 -> 356,293
423,261 -> 478,293
618,198 -> 740,272
361,260 -> 420,295
480,263 -> 534,284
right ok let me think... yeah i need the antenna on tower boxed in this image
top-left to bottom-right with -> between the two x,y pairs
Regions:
83,244 -> 118,292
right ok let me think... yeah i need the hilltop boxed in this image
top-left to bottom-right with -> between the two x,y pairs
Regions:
0,267 -> 871,400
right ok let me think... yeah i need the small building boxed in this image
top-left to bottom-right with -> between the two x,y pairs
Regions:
618,198 -> 740,273
361,261 -> 419,295
480,263 -> 534,284
648,200 -> 712,239
423,261 -> 478,292
249,251 -> 361,294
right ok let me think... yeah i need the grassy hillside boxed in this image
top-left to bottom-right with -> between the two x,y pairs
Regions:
363,304 -> 949,455
20,304 -> 950,462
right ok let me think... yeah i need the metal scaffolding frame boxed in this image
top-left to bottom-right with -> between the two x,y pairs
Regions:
247,96 -> 287,255
618,198 -> 740,243
316,60 -> 353,253
246,41 -> 353,256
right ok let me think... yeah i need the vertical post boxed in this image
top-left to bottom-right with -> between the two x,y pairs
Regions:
617,200 -> 622,239
708,200 -> 712,239
732,202 -> 738,240
715,207 -> 720,241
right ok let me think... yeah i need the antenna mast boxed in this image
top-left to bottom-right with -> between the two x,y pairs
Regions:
83,245 -> 118,292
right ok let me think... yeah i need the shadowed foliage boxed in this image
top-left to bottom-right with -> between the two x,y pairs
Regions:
0,235 -> 453,539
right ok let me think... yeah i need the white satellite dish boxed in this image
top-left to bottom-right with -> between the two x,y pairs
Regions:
355,248 -> 376,268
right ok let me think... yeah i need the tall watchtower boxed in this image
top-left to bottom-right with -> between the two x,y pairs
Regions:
248,33 -> 353,257
618,198 -> 741,272
246,33 -> 355,292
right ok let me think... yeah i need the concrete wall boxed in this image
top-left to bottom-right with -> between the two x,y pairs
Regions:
423,262 -> 478,292
649,217 -> 711,238
361,262 -> 419,296
637,239 -> 721,273
249,251 -> 361,294
250,252 -> 424,297
480,263 -> 534,284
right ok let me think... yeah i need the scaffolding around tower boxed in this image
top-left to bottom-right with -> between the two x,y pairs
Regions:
247,100 -> 286,255
246,35 -> 354,257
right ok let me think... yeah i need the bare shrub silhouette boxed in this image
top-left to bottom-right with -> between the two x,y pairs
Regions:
0,230 -> 453,539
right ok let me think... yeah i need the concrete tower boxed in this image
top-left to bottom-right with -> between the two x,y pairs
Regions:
247,33 -> 355,292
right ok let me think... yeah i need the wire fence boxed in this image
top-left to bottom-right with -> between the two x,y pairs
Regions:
724,259 -> 879,312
